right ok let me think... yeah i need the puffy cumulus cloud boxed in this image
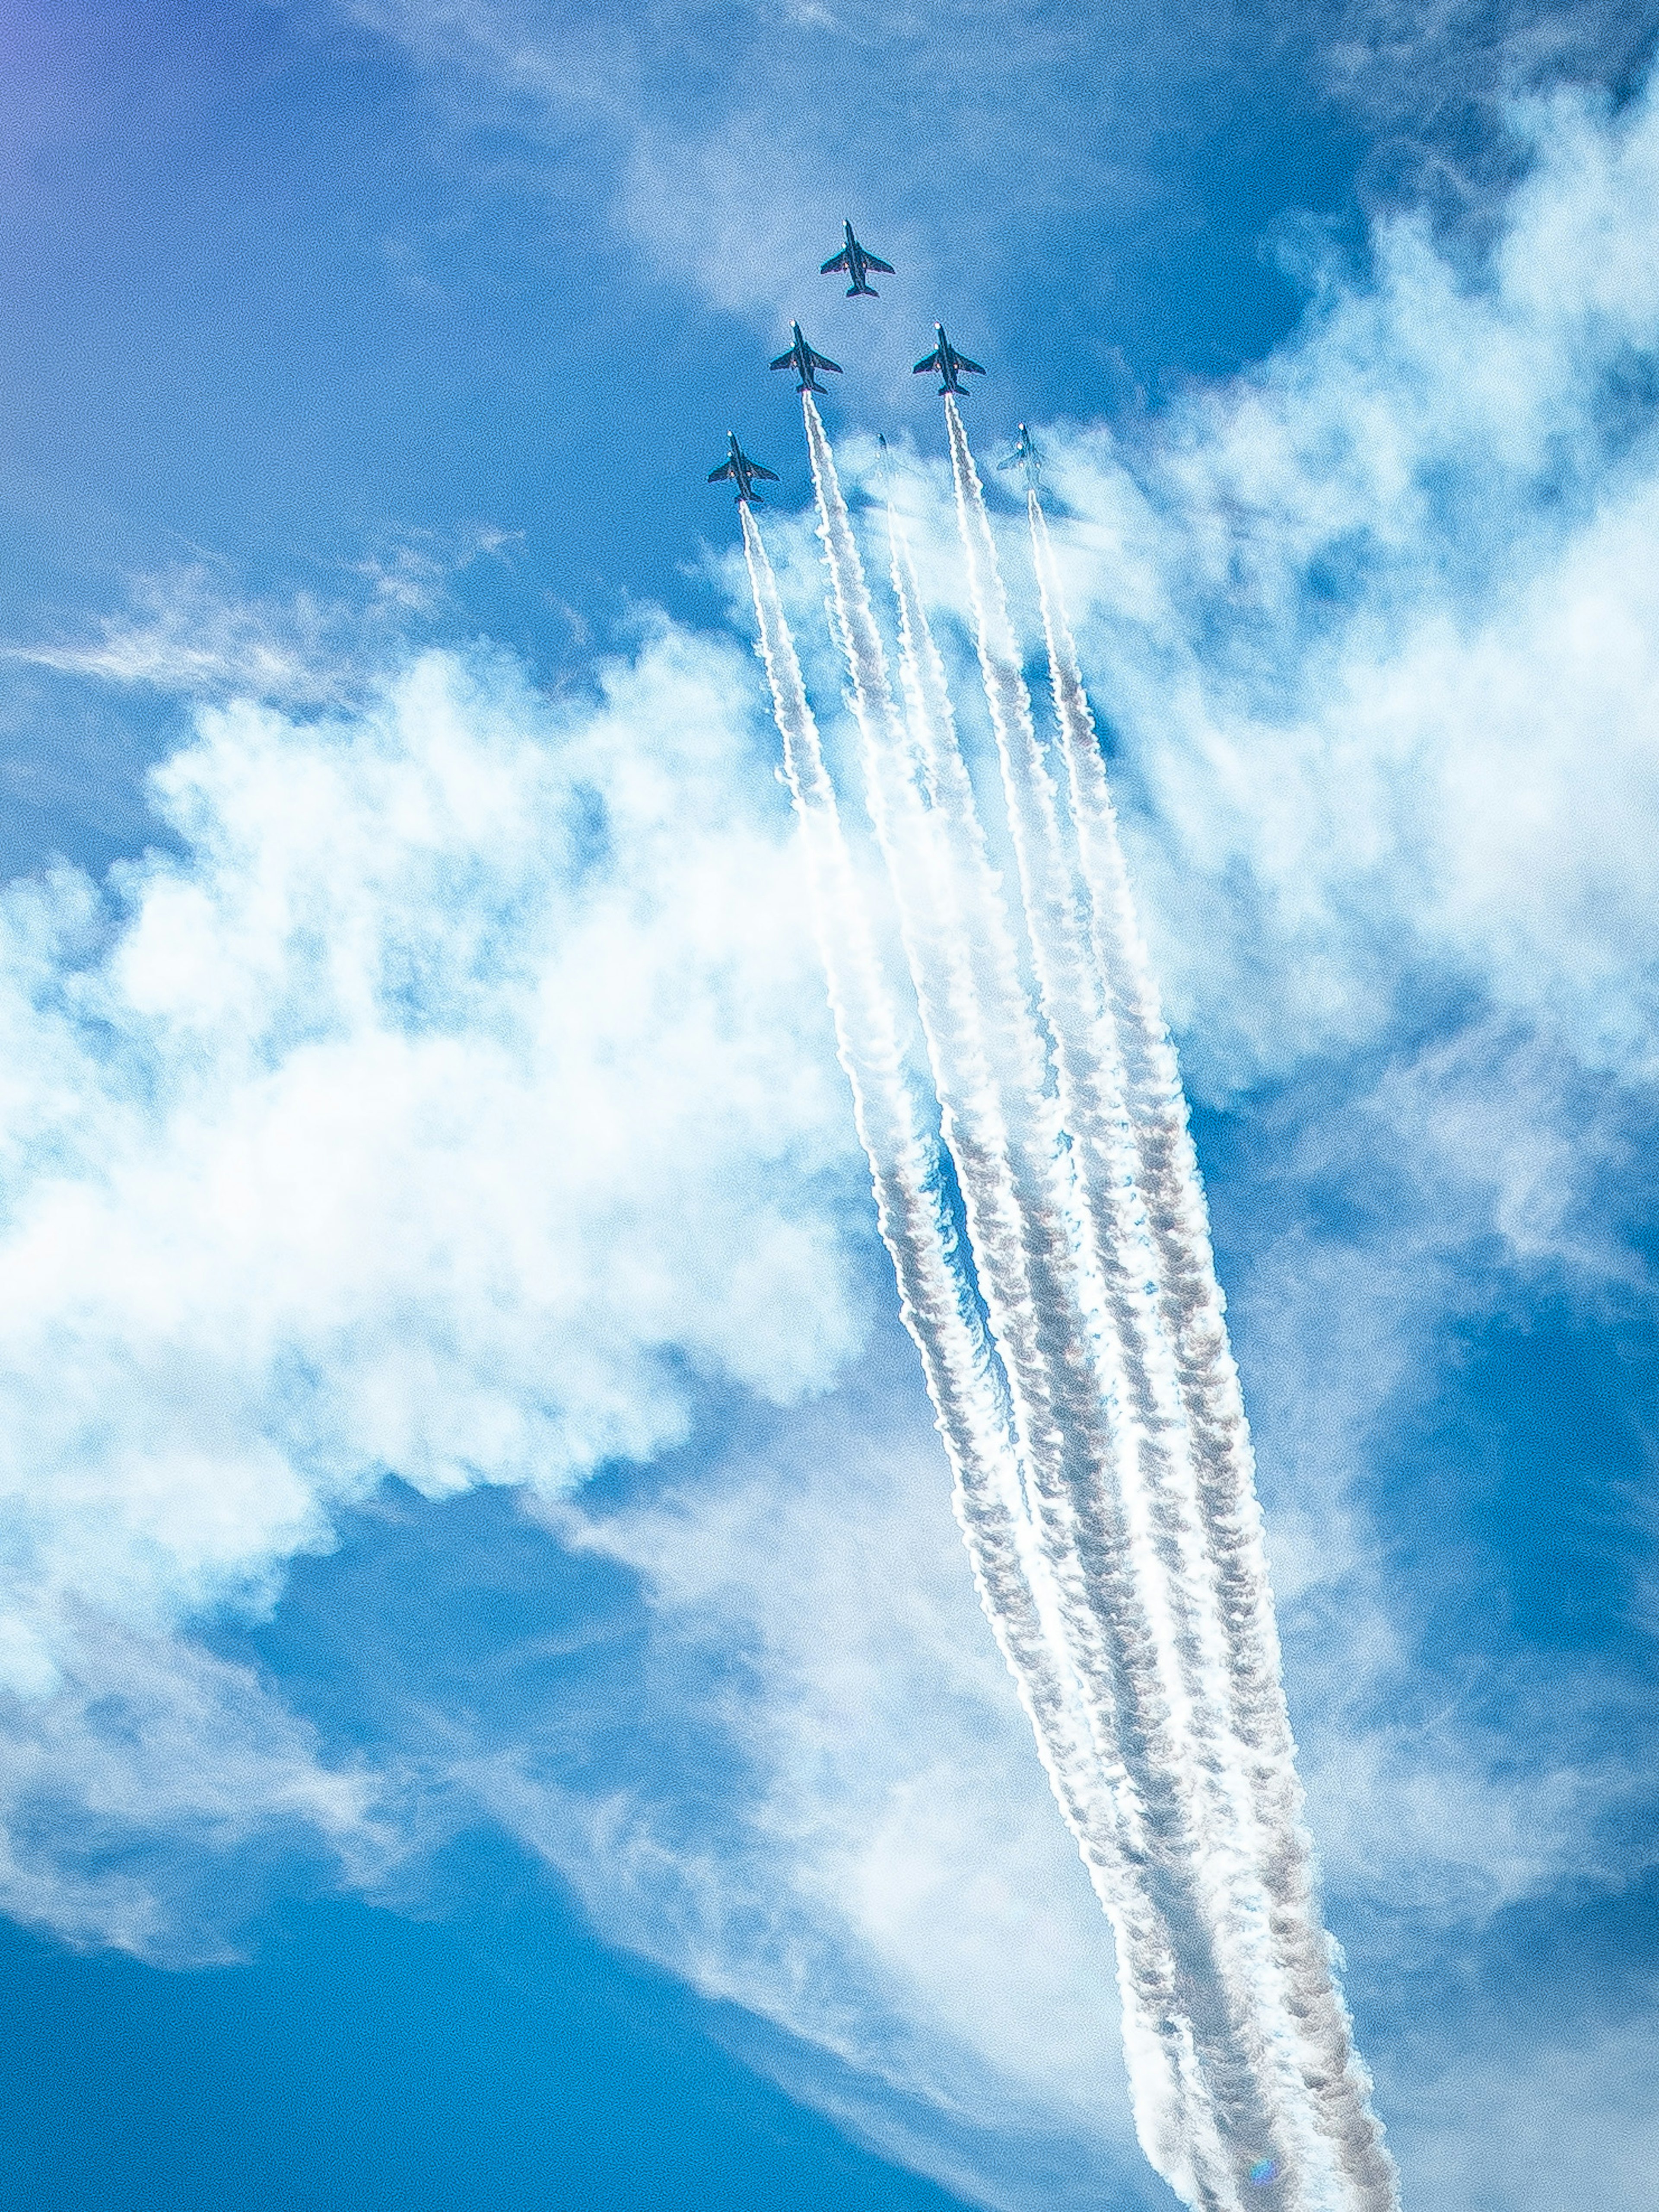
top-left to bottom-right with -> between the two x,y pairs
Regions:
0,619 -> 869,1932
1017,79 -> 1659,1097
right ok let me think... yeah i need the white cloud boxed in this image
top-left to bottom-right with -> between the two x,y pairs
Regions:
0,624 -> 867,1813
477,1364 -> 1149,2212
0,1621 -> 401,1961
2,538 -> 515,706
1007,83 -> 1659,1101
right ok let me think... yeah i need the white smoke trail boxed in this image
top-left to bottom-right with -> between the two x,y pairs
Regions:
802,403 -> 1292,2206
1024,491 -> 1399,2212
941,398 -> 1345,2208
738,502 -> 1204,2184
791,414 -> 1227,2196
745,397 -> 1392,2207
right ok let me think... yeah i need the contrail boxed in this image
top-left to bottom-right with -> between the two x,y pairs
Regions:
802,402 -> 1289,2204
741,397 -> 1392,2208
739,499 -> 1210,2190
1024,491 -> 1398,2211
939,396 -> 1324,2197
882,511 -> 1242,2199
795,410 -> 1231,2196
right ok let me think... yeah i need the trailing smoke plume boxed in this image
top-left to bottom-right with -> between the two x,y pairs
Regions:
737,400 -> 1397,2212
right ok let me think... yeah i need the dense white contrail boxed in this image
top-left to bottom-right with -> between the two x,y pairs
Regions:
804,400 -> 1311,2206
793,407 -> 1236,2200
740,394 -> 1393,2212
1024,492 -> 1398,2211
940,398 -> 1324,2204
738,500 -> 1211,2190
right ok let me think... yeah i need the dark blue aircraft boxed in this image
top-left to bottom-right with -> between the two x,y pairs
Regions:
770,321 -> 842,393
914,324 -> 985,395
820,220 -> 895,298
996,423 -> 1041,487
707,431 -> 780,505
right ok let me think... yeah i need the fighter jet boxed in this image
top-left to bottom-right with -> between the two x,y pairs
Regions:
770,322 -> 842,394
820,220 -> 895,298
707,431 -> 780,505
996,423 -> 1042,487
913,324 -> 986,395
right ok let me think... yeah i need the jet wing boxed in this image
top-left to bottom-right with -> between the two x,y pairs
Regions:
820,249 -> 852,273
769,346 -> 798,372
708,460 -> 737,482
863,253 -> 895,274
954,350 -> 986,376
750,461 -> 780,481
806,343 -> 842,373
912,346 -> 944,375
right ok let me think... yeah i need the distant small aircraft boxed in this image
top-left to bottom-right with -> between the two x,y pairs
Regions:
707,430 -> 780,505
820,220 -> 895,298
996,423 -> 1041,487
913,324 -> 985,395
770,322 -> 842,394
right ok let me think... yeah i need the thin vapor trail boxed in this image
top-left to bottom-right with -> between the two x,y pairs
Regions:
1024,492 -> 1399,2212
795,410 -> 1230,2197
942,397 -> 1326,2207
738,500 -> 1194,2175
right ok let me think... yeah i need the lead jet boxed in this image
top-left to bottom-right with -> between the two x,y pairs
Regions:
707,430 -> 780,505
770,321 -> 843,393
996,423 -> 1041,487
820,220 -> 895,298
913,324 -> 985,395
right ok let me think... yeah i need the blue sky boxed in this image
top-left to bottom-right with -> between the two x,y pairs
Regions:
5,0 -> 1659,2206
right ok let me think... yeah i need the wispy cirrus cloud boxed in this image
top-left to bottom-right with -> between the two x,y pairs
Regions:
2,529 -> 519,706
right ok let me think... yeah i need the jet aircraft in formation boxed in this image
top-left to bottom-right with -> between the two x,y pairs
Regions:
997,423 -> 1041,487
707,430 -> 779,505
913,324 -> 985,396
710,232 -> 1006,504
770,321 -> 843,394
820,220 -> 895,298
